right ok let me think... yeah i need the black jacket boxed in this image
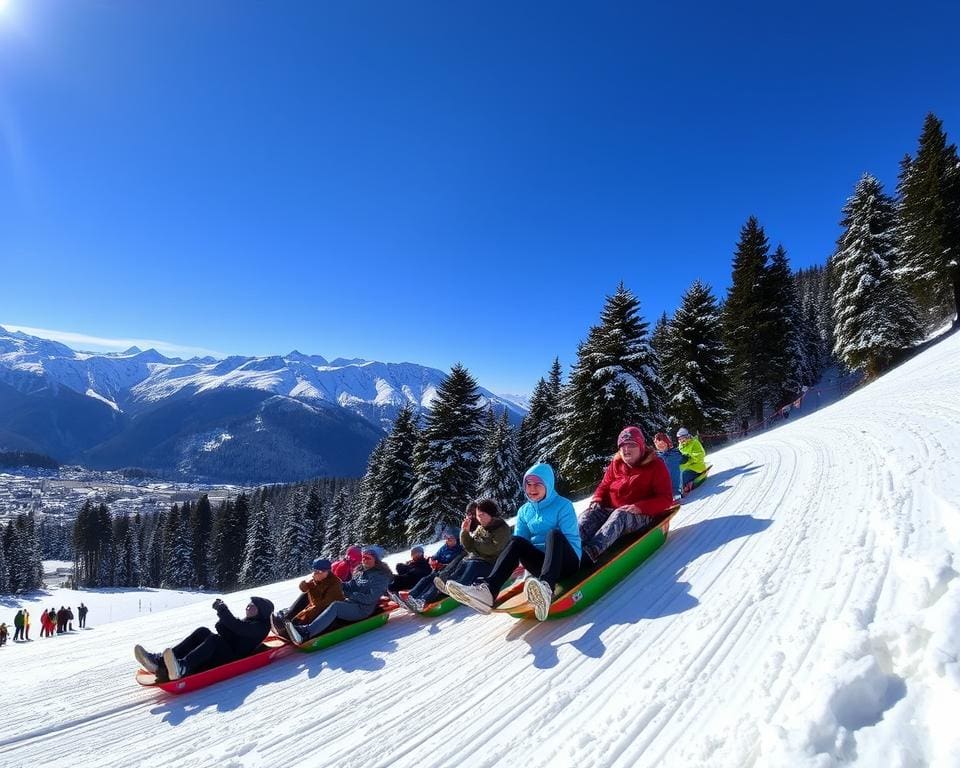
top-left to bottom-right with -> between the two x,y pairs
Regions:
214,596 -> 274,658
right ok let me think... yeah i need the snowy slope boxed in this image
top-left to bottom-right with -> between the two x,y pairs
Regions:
3,331 -> 960,767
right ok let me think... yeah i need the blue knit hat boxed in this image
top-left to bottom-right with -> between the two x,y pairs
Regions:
311,558 -> 332,571
362,545 -> 385,562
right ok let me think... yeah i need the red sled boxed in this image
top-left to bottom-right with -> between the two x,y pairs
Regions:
135,636 -> 293,694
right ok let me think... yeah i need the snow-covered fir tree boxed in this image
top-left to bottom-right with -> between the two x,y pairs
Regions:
518,358 -> 563,470
897,113 -> 960,325
143,511 -> 165,587
361,404 -> 419,548
832,173 -> 923,377
113,515 -> 143,587
661,280 -> 729,434
724,216 -> 774,422
162,504 -> 194,588
277,486 -> 313,577
556,284 -> 665,493
211,494 -> 249,591
190,494 -> 213,588
407,364 -> 486,541
304,484 -> 325,556
239,498 -> 276,587
323,489 -> 352,558
650,311 -> 671,375
353,438 -> 389,547
762,245 -> 807,406
477,410 -> 523,513
0,531 -> 8,592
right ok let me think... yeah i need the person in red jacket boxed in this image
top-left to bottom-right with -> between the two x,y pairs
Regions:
577,426 -> 675,565
331,546 -> 362,582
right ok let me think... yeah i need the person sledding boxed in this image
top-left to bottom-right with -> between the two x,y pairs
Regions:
134,596 -> 274,682
331,545 -> 363,582
387,546 -> 433,595
578,426 -> 675,566
676,427 -> 707,495
393,498 -> 512,613
270,558 -> 346,638
284,545 -> 393,645
430,528 -> 465,572
446,463 -> 581,621
653,431 -> 683,498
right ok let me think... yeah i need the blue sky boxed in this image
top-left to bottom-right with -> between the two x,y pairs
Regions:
1,1 -> 958,394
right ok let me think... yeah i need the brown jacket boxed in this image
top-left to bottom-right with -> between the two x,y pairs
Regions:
293,574 -> 346,624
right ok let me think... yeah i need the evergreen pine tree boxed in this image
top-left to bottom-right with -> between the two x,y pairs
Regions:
897,113 -> 960,325
277,487 -> 312,577
211,494 -> 249,591
832,173 -> 924,377
353,438 -> 389,547
323,489 -> 351,558
144,511 -> 165,588
650,311 -> 671,374
661,280 -> 730,434
190,494 -> 213,588
161,504 -> 194,588
724,216 -> 774,422
555,284 -> 665,493
477,410 -> 523,513
239,498 -> 276,587
0,526 -> 8,593
518,358 -> 564,470
304,484 -> 325,556
762,245 -> 807,405
362,404 -> 419,548
407,364 -> 486,541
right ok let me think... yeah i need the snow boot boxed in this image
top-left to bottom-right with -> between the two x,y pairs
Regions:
445,580 -> 493,614
163,648 -> 186,681
134,644 -> 161,674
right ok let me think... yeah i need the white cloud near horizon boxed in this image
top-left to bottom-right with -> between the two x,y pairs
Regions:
1,323 -> 225,359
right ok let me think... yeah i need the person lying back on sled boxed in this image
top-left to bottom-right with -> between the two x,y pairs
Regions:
676,427 -> 707,493
577,426 -> 675,566
284,546 -> 393,645
388,546 -> 433,593
446,462 -> 581,622
134,596 -> 274,682
391,498 -> 512,613
269,557 -> 345,636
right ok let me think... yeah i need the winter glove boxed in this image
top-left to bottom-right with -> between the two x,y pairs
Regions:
212,598 -> 226,614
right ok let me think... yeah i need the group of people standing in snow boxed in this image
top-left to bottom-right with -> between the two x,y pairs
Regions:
0,603 -> 89,648
134,425 -> 707,680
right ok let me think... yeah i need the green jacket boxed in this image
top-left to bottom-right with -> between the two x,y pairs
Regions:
679,436 -> 707,474
460,517 -> 512,564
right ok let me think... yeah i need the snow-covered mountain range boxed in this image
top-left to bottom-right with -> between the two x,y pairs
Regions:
0,326 -> 525,482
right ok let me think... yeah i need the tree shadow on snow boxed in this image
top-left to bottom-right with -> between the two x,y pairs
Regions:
508,514 -> 773,670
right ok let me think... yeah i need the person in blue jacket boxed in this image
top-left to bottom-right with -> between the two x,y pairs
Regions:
653,432 -> 683,498
446,462 -> 581,621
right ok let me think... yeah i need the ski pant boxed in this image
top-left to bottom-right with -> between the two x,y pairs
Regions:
578,504 -> 655,562
275,592 -> 309,623
13,627 -> 22,641
79,615 -> 87,628
173,627 -> 236,675
681,468 -> 700,486
388,571 -> 429,592
301,600 -> 372,640
411,558 -> 492,603
484,530 -> 580,597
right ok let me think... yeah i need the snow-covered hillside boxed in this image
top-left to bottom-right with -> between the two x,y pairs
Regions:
2,331 -> 959,767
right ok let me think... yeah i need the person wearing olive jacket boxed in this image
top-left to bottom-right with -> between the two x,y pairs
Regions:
134,596 -> 274,682
285,545 -> 393,645
447,462 -> 581,621
393,498 -> 512,612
